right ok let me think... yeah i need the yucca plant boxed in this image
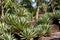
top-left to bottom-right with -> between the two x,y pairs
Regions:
44,13 -> 53,19
52,10 -> 60,19
0,22 -> 11,34
4,0 -> 17,14
4,0 -> 13,8
16,7 -> 30,17
20,27 -> 37,40
35,24 -> 52,37
0,22 -> 16,40
0,33 -> 16,40
26,13 -> 34,21
5,14 -> 30,31
37,14 -> 52,25
16,7 -> 34,21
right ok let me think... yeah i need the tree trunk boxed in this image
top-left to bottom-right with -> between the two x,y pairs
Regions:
36,6 -> 39,20
36,0 -> 40,20
1,0 -> 4,22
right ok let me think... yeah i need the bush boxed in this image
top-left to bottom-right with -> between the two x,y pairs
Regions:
5,14 -> 30,31
35,24 -> 52,37
20,27 -> 37,40
37,13 -> 52,25
0,22 -> 16,40
52,10 -> 60,19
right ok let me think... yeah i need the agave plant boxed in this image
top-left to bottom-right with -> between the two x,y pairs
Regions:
4,0 -> 17,14
26,13 -> 34,21
5,14 -> 30,31
35,24 -> 51,37
44,13 -> 53,19
0,22 -> 11,34
37,14 -> 52,25
4,0 -> 13,8
20,27 -> 37,40
0,33 -> 16,40
16,7 -> 30,17
52,10 -> 60,19
0,22 -> 16,40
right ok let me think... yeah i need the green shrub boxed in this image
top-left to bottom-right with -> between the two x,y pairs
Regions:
0,33 -> 16,40
20,27 -> 36,40
26,13 -> 34,21
0,22 -> 11,34
52,10 -> 60,19
37,13 -> 52,25
35,24 -> 52,37
5,14 -> 30,31
0,22 -> 16,40
17,7 -> 30,17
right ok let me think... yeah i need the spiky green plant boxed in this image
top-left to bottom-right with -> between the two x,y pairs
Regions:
5,14 -> 31,31
16,7 -> 30,17
35,24 -> 52,37
0,22 -> 11,34
0,22 -> 16,40
4,0 -> 17,14
16,7 -> 34,21
37,14 -> 52,25
26,13 -> 34,21
20,27 -> 37,40
0,33 -> 16,40
52,10 -> 60,19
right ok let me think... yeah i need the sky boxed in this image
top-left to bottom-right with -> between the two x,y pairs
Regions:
17,0 -> 36,8
32,0 -> 50,8
32,0 -> 35,2
17,0 -> 50,8
32,0 -> 36,8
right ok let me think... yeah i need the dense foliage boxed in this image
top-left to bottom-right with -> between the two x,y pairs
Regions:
0,0 -> 60,40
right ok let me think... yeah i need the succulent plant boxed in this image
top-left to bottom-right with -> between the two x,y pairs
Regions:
0,22 -> 16,40
52,10 -> 60,19
5,14 -> 30,31
20,27 -> 37,40
0,33 -> 16,40
17,7 -> 30,17
37,13 -> 52,25
35,24 -> 52,37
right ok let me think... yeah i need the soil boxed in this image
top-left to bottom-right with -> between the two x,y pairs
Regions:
38,32 -> 60,40
50,24 -> 60,33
